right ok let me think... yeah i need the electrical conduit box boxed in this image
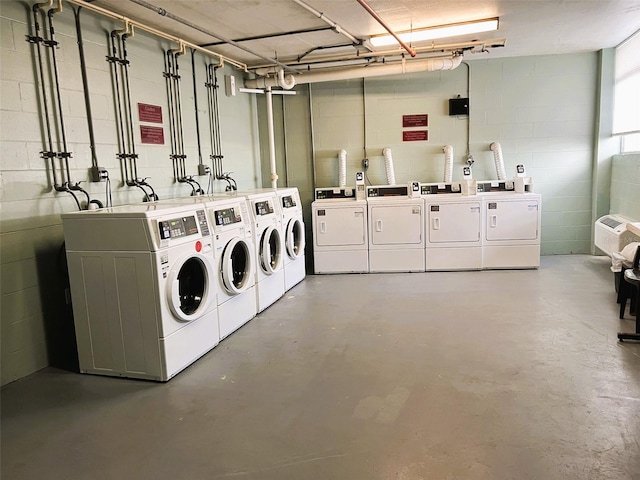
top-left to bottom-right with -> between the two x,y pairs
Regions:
224,74 -> 236,97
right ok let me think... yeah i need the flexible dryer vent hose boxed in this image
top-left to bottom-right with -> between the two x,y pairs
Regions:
338,149 -> 347,187
443,145 -> 453,182
382,147 -> 396,185
490,142 -> 507,180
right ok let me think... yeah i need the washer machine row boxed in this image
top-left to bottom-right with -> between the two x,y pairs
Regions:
240,190 -> 286,312
155,195 -> 258,339
207,195 -> 258,339
276,187 -> 306,290
62,203 -> 219,381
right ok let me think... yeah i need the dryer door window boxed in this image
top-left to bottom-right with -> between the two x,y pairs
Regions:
286,218 -> 305,260
221,238 -> 253,294
168,255 -> 212,322
260,226 -> 282,275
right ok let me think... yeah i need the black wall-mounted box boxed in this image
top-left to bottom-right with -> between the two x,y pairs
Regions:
449,98 -> 469,116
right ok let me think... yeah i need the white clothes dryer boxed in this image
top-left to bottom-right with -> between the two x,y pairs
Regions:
61,203 -> 219,382
276,187 -> 306,290
241,190 -> 286,312
312,187 -> 368,273
207,195 -> 258,339
367,183 -> 425,272
478,187 -> 542,269
421,183 -> 482,271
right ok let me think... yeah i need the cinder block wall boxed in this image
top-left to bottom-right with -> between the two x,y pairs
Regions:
274,53 -> 598,256
0,1 -> 260,385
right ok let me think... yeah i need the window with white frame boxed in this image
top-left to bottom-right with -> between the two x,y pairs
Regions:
613,30 -> 640,153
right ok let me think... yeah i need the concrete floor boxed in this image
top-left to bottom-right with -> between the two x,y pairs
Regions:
2,254 -> 639,480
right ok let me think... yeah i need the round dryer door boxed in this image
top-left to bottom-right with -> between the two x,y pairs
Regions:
259,226 -> 282,275
285,218 -> 305,260
221,238 -> 254,294
167,254 -> 214,322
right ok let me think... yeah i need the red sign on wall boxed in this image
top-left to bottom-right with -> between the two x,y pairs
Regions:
138,103 -> 163,124
402,114 -> 428,128
403,130 -> 429,142
140,125 -> 164,145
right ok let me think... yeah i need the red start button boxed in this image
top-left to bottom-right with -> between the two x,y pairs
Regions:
195,241 -> 202,252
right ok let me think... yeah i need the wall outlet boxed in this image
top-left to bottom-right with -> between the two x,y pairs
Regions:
198,164 -> 211,175
90,166 -> 108,182
362,158 -> 369,169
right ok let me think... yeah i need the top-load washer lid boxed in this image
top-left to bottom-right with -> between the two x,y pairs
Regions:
167,253 -> 215,322
260,225 -> 282,274
285,218 -> 305,260
221,237 -> 254,294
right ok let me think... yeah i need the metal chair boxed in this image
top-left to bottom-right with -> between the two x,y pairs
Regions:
618,245 -> 640,342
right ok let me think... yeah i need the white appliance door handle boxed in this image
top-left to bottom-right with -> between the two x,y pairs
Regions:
376,219 -> 383,232
320,221 -> 326,234
490,215 -> 497,228
433,217 -> 440,230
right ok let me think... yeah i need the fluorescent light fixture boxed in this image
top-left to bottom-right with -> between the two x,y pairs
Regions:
370,18 -> 499,47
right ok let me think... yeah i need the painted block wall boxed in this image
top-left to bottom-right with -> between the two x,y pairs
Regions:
610,153 -> 640,220
0,1 -> 261,385
274,53 -> 598,257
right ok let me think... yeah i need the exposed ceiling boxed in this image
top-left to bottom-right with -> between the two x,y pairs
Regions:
89,0 -> 640,73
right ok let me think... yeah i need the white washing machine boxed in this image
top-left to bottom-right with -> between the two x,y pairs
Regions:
312,187 -> 368,273
479,188 -> 542,269
367,182 -> 425,273
276,187 -> 306,290
207,195 -> 258,339
421,183 -> 482,271
61,203 -> 219,381
241,190 -> 286,312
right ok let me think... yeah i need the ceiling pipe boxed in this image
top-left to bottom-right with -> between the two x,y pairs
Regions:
355,0 -> 417,57
65,0 -> 248,71
127,0 -> 299,74
246,55 -> 462,87
291,0 -> 366,50
249,37 -> 506,71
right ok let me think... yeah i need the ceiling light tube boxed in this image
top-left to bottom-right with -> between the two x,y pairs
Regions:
370,18 -> 499,47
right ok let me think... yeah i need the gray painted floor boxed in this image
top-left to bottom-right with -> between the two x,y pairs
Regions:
2,255 -> 639,480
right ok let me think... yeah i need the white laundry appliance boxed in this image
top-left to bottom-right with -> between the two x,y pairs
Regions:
153,194 -> 258,338
312,185 -> 369,274
276,187 -> 306,290
477,183 -> 542,269
207,195 -> 258,339
241,190 -> 286,312
421,183 -> 482,271
61,203 -> 219,381
367,182 -> 425,273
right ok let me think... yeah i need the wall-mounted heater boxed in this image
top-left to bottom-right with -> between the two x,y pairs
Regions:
594,214 -> 640,257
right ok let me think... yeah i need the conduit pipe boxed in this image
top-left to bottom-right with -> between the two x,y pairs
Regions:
266,88 -> 279,188
64,0 -> 248,71
246,56 -> 462,88
355,0 -> 416,57
338,149 -> 347,187
382,147 -> 396,185
490,142 -> 507,180
291,0 -> 363,48
128,0 -> 298,74
443,145 -> 453,182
